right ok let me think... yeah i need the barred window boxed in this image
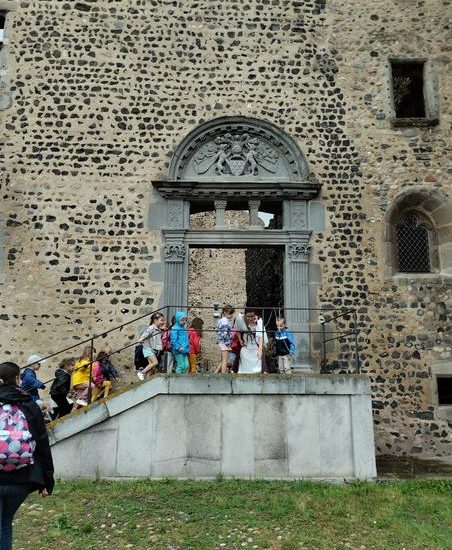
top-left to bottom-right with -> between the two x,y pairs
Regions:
391,61 -> 425,119
395,214 -> 431,273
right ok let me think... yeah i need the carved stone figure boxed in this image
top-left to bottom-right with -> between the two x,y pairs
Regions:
193,132 -> 279,177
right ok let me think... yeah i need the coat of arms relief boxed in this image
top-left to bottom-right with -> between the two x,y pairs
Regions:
192,133 -> 280,177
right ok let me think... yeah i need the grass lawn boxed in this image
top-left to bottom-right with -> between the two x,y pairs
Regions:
14,479 -> 451,550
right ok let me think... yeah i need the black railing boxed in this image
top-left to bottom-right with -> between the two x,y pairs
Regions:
22,304 -> 361,406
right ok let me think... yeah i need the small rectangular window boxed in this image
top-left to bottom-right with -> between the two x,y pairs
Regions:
0,13 -> 5,45
391,61 -> 425,118
437,377 -> 452,406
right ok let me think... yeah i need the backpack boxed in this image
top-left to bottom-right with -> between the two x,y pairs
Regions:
134,344 -> 148,371
0,403 -> 36,472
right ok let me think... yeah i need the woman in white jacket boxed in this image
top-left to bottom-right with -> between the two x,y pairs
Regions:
235,308 -> 268,374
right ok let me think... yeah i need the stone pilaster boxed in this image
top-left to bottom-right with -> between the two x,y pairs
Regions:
163,241 -> 188,312
285,241 -> 312,371
249,200 -> 261,228
214,200 -> 227,229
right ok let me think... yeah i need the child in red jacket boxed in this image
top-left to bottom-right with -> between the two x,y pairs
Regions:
188,318 -> 204,374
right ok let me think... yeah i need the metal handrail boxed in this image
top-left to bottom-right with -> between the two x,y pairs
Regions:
20,302 -> 361,409
21,306 -> 167,370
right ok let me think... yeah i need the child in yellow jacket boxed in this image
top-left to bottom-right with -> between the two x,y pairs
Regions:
72,346 -> 95,406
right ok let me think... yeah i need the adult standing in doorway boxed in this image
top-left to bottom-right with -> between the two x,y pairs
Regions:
0,361 -> 54,550
235,308 -> 268,374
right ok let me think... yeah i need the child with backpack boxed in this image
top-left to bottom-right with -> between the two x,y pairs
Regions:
170,311 -> 190,374
215,305 -> 235,374
99,347 -> 119,383
188,317 -> 204,374
0,362 -> 54,546
49,357 -> 74,419
20,355 -> 46,404
137,312 -> 166,380
161,319 -> 174,373
274,317 -> 296,374
91,351 -> 113,401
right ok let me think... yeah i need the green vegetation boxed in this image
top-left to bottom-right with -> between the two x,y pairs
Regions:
15,479 -> 452,550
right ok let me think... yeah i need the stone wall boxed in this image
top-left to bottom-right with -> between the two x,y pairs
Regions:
0,0 -> 450,459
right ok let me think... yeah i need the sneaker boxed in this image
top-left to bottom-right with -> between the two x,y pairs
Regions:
76,399 -> 88,407
137,371 -> 145,381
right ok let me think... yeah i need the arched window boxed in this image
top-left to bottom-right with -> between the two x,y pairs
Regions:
395,212 -> 432,273
383,188 -> 452,277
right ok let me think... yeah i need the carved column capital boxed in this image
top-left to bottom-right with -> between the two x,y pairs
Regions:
214,200 -> 227,209
288,242 -> 312,261
164,242 -> 186,262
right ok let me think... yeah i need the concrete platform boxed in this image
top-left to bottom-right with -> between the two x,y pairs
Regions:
49,374 -> 377,481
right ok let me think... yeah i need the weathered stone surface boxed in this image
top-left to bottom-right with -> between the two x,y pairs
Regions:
0,0 -> 450,460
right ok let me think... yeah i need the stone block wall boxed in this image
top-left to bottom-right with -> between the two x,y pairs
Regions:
0,0 -> 450,458
49,374 -> 377,481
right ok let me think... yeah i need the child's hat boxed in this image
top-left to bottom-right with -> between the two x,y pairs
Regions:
26,354 -> 45,366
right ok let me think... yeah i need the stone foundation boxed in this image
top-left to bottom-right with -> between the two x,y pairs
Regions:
49,374 -> 377,481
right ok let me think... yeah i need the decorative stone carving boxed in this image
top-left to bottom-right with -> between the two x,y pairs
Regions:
288,242 -> 312,261
164,243 -> 186,262
193,133 -> 279,178
168,117 -> 310,182
290,201 -> 307,229
167,200 -> 184,229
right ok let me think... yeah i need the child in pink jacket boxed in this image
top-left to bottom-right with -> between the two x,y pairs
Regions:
188,318 -> 204,374
92,351 -> 112,401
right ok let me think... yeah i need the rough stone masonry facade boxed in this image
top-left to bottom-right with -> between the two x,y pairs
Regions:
0,0 -> 450,459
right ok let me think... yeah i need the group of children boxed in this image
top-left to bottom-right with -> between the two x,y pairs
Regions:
135,306 -> 296,379
216,306 -> 296,374
136,311 -> 205,379
19,348 -> 119,421
19,308 -> 295,418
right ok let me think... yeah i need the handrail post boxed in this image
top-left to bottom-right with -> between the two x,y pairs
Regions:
353,309 -> 360,374
88,337 -> 94,404
261,307 -> 265,374
321,317 -> 326,372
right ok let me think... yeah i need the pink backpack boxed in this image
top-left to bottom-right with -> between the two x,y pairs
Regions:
0,403 -> 36,472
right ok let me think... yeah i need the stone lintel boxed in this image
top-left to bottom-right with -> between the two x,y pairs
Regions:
152,180 -> 322,201
163,228 -> 311,247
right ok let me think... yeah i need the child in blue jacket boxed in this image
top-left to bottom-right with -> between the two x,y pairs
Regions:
20,354 -> 46,403
170,311 -> 189,374
274,318 -> 295,374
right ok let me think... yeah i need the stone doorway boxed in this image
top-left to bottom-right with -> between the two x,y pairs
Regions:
150,116 -> 323,369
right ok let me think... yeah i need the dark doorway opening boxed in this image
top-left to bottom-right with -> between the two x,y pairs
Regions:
246,246 -> 284,332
